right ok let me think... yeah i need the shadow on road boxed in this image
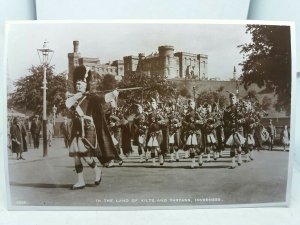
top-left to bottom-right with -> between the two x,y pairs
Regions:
10,182 -> 96,189
63,165 -> 231,169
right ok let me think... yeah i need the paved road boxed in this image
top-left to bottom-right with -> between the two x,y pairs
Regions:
7,138 -> 290,208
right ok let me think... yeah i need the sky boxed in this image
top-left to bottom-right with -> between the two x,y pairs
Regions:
6,22 -> 252,85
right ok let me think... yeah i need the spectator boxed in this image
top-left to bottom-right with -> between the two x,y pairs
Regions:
10,117 -> 26,160
281,125 -> 290,151
60,117 -> 71,148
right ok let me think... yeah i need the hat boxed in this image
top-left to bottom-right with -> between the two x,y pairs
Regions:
73,65 -> 88,89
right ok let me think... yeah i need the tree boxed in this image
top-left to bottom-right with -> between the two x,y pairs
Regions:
196,90 -> 228,109
9,65 -> 69,116
118,72 -> 177,106
100,74 -> 117,91
243,90 -> 258,102
239,25 -> 291,112
179,86 -> 191,98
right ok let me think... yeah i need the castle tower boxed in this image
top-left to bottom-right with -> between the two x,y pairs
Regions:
68,40 -> 81,82
197,54 -> 208,80
136,53 -> 145,73
158,45 -> 176,79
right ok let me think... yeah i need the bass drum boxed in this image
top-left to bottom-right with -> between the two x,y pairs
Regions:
261,127 -> 269,142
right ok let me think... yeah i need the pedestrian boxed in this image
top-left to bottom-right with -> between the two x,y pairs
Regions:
23,118 -> 32,148
267,119 -> 276,151
10,117 -> 26,160
60,117 -> 71,148
65,65 -> 121,190
7,117 -> 13,156
47,119 -> 54,147
281,125 -> 289,151
30,115 -> 42,149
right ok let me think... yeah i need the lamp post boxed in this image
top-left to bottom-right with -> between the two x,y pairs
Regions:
37,41 -> 54,157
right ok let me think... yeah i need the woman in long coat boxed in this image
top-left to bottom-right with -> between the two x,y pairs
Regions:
10,117 -> 26,160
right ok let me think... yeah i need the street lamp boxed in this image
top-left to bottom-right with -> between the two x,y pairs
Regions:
37,41 -> 54,157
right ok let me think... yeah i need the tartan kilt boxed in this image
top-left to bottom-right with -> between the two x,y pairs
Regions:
69,125 -> 100,157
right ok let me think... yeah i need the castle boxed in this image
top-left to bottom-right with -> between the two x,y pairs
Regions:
68,41 -> 208,81
66,40 -> 288,120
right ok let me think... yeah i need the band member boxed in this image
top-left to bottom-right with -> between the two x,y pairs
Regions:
133,104 -> 148,162
168,111 -> 182,162
223,93 -> 246,169
205,117 -> 217,161
107,111 -> 122,165
146,98 -> 164,166
183,100 -> 200,168
202,103 -> 217,162
253,111 -> 263,151
267,119 -> 277,151
242,100 -> 257,162
60,117 -> 71,148
119,112 -> 133,157
30,115 -> 42,149
211,103 -> 225,159
65,65 -> 121,190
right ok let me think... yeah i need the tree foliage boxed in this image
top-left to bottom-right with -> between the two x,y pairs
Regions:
118,73 -> 177,106
196,90 -> 228,109
8,65 -> 70,116
179,86 -> 191,98
239,25 -> 291,112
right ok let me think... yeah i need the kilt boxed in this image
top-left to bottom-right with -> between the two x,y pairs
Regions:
207,133 -> 217,144
186,133 -> 198,146
226,132 -> 246,147
147,131 -> 162,147
247,134 -> 255,146
69,123 -> 98,157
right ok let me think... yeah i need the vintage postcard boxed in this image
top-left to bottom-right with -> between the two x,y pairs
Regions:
4,20 -> 296,210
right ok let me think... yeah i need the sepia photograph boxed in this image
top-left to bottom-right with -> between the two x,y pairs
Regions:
4,21 -> 294,209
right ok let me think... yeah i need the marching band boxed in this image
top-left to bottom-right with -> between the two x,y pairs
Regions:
63,65 -> 285,191
66,86 -> 272,170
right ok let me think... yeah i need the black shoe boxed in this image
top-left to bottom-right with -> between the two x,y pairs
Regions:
176,159 -> 179,162
214,158 -> 217,161
160,163 -> 164,166
199,163 -> 203,166
70,185 -> 85,190
229,166 -> 236,169
95,177 -> 102,186
238,163 -> 241,166
119,161 -> 123,166
20,157 -> 25,160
